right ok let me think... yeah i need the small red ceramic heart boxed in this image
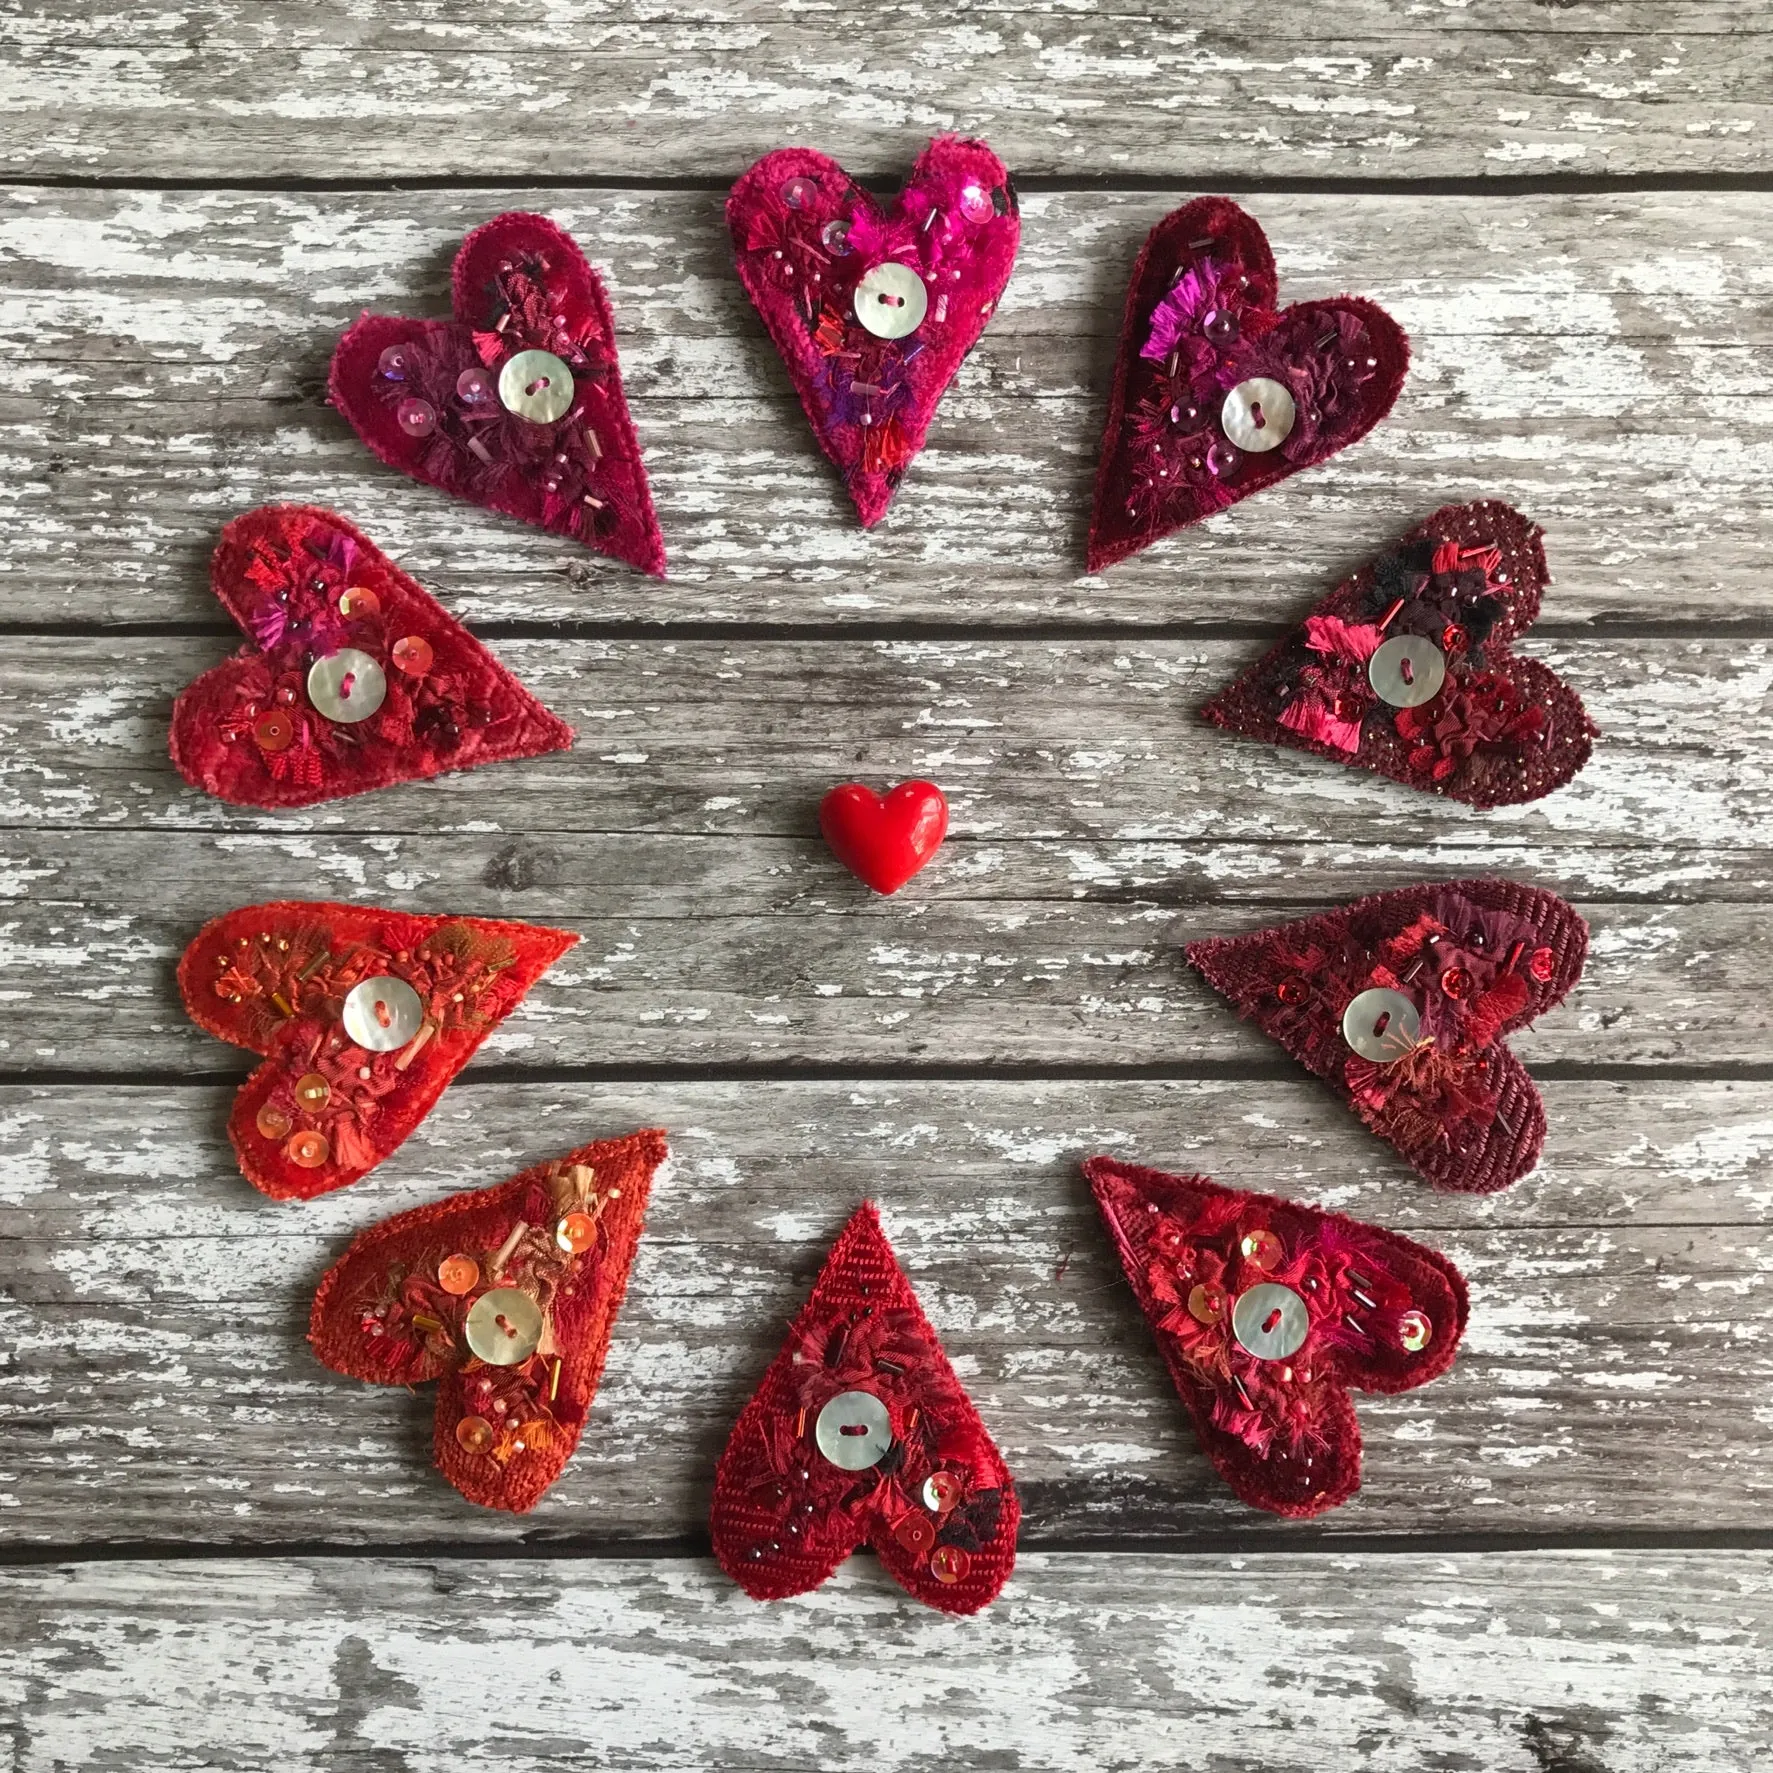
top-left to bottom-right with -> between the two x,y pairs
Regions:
728,136 -> 1020,526
1089,197 -> 1409,571
330,211 -> 665,576
820,780 -> 948,893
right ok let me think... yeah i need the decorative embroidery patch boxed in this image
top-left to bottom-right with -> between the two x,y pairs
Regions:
819,779 -> 949,894
169,505 -> 573,808
180,901 -> 576,1200
330,211 -> 665,576
1187,881 -> 1587,1192
711,1203 -> 1018,1615
727,136 -> 1020,527
310,1129 -> 665,1513
1087,1155 -> 1468,1516
1088,197 -> 1409,571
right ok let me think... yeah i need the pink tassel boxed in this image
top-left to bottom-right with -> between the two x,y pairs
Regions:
1280,695 -> 1363,753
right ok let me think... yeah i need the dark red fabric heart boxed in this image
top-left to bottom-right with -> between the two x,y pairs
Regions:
169,505 -> 573,808
1202,501 -> 1596,806
819,780 -> 948,893
711,1203 -> 1019,1614
1088,197 -> 1409,572
727,136 -> 1020,527
1187,881 -> 1587,1193
310,1129 -> 665,1512
180,901 -> 576,1200
329,211 -> 665,576
1087,1155 -> 1468,1517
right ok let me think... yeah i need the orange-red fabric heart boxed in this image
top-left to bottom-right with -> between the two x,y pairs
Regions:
819,780 -> 949,894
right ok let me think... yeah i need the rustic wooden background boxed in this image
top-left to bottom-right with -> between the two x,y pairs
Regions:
3,4 -> 1772,1769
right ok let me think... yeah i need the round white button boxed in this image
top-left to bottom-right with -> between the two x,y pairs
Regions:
853,262 -> 928,340
1368,634 -> 1447,708
306,649 -> 386,724
341,976 -> 425,1051
464,1287 -> 544,1365
498,349 -> 575,423
1232,1282 -> 1310,1360
1220,377 -> 1296,453
1341,987 -> 1421,1063
813,1389 -> 893,1469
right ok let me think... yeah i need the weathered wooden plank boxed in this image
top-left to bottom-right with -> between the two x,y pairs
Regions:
3,832 -> 1769,1071
2,1552 -> 1767,1772
2,1080 -> 1768,1546
4,187 -> 1772,628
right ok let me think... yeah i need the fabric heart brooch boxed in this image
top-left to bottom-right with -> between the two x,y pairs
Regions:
1087,1157 -> 1467,1516
1189,880 -> 1588,1193
180,901 -> 575,1199
170,505 -> 572,808
820,780 -> 948,894
310,1129 -> 665,1512
1088,197 -> 1409,571
712,1203 -> 1018,1614
728,135 -> 1020,526
330,211 -> 665,576
1202,501 -> 1596,806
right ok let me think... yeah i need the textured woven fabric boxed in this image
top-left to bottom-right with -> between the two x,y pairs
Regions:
170,504 -> 573,808
180,901 -> 576,1200
727,137 -> 1020,527
1087,1155 -> 1468,1516
710,1203 -> 1018,1614
1187,881 -> 1588,1192
330,211 -> 665,575
310,1129 -> 665,1512
1088,197 -> 1408,571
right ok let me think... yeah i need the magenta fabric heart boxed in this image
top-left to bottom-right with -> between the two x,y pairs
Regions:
727,136 -> 1020,527
329,211 -> 666,577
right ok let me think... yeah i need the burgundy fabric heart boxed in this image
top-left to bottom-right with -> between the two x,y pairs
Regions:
170,505 -> 573,808
727,136 -> 1020,526
1087,1156 -> 1468,1517
819,780 -> 949,893
329,211 -> 665,576
1202,501 -> 1597,807
1187,880 -> 1588,1192
1088,197 -> 1409,571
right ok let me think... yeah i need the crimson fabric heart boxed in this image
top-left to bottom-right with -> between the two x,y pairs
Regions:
727,136 -> 1020,527
819,780 -> 948,893
310,1129 -> 665,1512
1087,1156 -> 1468,1517
329,211 -> 665,576
180,901 -> 576,1200
711,1203 -> 1019,1615
1088,197 -> 1409,572
1202,501 -> 1596,806
1188,881 -> 1587,1193
169,505 -> 573,808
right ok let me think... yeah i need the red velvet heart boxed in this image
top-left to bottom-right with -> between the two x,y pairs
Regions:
1202,501 -> 1596,807
711,1203 -> 1019,1614
180,901 -> 577,1200
329,211 -> 665,576
728,136 -> 1020,526
310,1129 -> 665,1512
1088,197 -> 1409,572
1187,880 -> 1588,1193
169,505 -> 573,809
819,780 -> 949,893
1087,1156 -> 1468,1517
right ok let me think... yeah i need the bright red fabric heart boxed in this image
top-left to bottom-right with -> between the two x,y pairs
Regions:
1202,501 -> 1596,806
1188,880 -> 1588,1193
727,136 -> 1020,526
169,505 -> 573,809
1088,197 -> 1409,571
1087,1155 -> 1468,1517
329,211 -> 665,576
179,901 -> 576,1200
711,1203 -> 1019,1614
310,1128 -> 665,1512
819,780 -> 949,893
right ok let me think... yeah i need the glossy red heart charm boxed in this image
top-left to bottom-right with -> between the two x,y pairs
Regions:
820,780 -> 948,893
1089,197 -> 1409,571
330,211 -> 665,576
728,136 -> 1020,526
711,1203 -> 1019,1613
170,505 -> 573,808
1201,501 -> 1596,806
310,1129 -> 666,1512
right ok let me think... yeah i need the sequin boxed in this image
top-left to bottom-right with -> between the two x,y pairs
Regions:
1205,439 -> 1242,479
390,635 -> 434,677
821,219 -> 852,256
1220,377 -> 1296,453
1341,987 -> 1421,1063
781,175 -> 818,209
294,1072 -> 331,1110
556,1211 -> 597,1255
958,183 -> 995,225
929,1545 -> 972,1584
1187,1281 -> 1227,1325
922,1471 -> 963,1515
377,344 -> 410,381
253,710 -> 295,753
455,1415 -> 494,1453
438,1253 -> 479,1296
1440,966 -> 1472,1001
396,398 -> 437,439
463,1286 -> 544,1365
338,586 -> 381,620
1398,1309 -> 1433,1352
1276,978 -> 1309,1006
853,261 -> 928,340
456,367 -> 495,405
254,1102 -> 292,1140
1202,307 -> 1240,345
1529,946 -> 1556,983
285,1129 -> 330,1169
894,1512 -> 937,1554
1240,1228 -> 1283,1270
